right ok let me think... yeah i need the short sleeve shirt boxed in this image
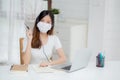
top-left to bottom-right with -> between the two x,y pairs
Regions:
23,35 -> 62,64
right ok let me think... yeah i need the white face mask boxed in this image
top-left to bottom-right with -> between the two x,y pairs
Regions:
37,21 -> 52,33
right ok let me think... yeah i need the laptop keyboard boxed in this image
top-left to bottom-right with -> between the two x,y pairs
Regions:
61,65 -> 72,70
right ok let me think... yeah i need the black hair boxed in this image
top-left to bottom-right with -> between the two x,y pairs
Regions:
32,10 -> 54,48
35,10 -> 54,28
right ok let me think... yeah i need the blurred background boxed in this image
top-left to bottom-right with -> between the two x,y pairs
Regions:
0,0 -> 120,64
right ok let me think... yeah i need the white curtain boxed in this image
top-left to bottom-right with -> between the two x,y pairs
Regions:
0,0 -> 47,64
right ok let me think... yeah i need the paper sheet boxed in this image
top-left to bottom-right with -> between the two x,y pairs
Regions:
32,65 -> 57,73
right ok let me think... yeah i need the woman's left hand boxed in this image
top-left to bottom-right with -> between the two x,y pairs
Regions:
40,62 -> 50,67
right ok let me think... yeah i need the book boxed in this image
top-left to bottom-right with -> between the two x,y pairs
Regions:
10,64 -> 28,72
32,65 -> 56,73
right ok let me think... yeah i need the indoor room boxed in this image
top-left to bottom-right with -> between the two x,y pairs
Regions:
0,0 -> 120,80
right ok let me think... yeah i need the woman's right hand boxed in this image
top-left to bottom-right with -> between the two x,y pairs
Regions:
26,29 -> 33,40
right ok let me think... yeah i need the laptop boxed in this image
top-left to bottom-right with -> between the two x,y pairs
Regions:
52,48 -> 92,73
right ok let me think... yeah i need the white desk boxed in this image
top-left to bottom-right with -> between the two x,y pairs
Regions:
0,61 -> 120,80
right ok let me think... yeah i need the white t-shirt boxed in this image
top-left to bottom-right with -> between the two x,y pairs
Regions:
23,35 -> 62,64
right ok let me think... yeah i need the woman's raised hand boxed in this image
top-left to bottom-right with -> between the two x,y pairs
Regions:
26,29 -> 33,40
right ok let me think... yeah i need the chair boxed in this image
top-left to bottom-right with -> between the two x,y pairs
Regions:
19,38 -> 24,64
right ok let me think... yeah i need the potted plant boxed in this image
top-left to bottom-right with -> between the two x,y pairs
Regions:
51,8 -> 60,14
51,8 -> 60,25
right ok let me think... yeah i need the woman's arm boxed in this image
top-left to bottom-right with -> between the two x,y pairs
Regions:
50,48 -> 66,65
22,39 -> 32,64
40,48 -> 66,67
22,30 -> 33,64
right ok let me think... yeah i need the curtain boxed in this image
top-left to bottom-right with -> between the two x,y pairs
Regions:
0,0 -> 47,64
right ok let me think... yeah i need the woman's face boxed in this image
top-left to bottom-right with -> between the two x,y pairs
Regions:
40,15 -> 52,24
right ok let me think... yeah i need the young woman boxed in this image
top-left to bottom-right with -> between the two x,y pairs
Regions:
22,10 -> 66,67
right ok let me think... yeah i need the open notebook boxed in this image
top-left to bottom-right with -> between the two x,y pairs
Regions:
32,65 -> 59,73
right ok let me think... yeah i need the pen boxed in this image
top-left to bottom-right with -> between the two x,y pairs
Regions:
24,23 -> 30,30
43,46 -> 51,63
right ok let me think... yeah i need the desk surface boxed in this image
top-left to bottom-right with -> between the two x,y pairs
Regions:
0,61 -> 120,80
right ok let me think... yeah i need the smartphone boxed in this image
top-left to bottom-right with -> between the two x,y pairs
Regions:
25,23 -> 29,30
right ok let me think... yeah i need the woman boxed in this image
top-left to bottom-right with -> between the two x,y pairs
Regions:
22,10 -> 66,67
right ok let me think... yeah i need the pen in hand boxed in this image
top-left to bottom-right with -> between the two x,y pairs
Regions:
24,23 -> 30,30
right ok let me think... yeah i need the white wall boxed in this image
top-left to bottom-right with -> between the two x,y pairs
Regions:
88,0 -> 120,61
0,18 -> 9,64
88,0 -> 105,61
0,0 -> 10,64
52,0 -> 89,23
103,0 -> 120,61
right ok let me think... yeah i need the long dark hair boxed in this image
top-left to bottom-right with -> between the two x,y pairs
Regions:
32,10 -> 54,48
